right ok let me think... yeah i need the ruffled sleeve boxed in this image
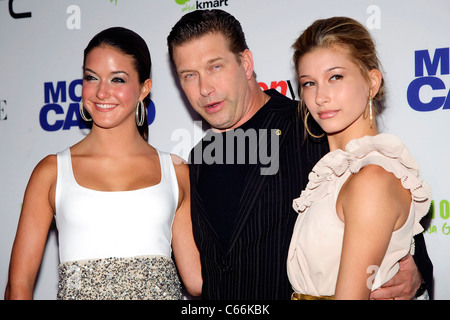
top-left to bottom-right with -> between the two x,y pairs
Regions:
293,148 -> 350,213
293,133 -> 432,236
345,134 -> 432,236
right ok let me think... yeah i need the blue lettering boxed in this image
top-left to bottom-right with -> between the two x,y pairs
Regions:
39,104 -> 64,131
63,102 -> 88,130
415,48 -> 449,77
44,81 -> 66,103
444,91 -> 450,110
40,103 -> 89,131
68,79 -> 82,102
407,76 -> 446,111
41,80 -> 157,131
147,99 -> 156,125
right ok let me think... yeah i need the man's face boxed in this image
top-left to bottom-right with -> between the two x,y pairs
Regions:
172,33 -> 253,131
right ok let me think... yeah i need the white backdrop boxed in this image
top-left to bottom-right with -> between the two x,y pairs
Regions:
1,0 -> 448,299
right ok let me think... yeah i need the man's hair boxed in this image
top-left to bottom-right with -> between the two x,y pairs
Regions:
167,9 -> 249,65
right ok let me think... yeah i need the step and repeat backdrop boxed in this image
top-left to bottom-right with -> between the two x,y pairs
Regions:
1,0 -> 449,299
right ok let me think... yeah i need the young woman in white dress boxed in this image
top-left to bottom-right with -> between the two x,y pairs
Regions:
5,27 -> 202,300
287,17 -> 432,300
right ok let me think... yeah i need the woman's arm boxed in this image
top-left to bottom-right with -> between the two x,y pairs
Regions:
5,155 -> 57,300
334,165 -> 411,300
170,155 -> 202,297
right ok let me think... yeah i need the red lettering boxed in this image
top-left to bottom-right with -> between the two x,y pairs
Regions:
258,80 -> 288,96
258,82 -> 268,91
258,80 -> 296,100
270,80 -> 288,96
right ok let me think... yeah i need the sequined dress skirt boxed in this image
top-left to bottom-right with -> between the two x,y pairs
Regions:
57,255 -> 182,300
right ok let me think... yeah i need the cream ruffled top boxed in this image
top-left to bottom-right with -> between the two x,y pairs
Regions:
287,134 -> 432,296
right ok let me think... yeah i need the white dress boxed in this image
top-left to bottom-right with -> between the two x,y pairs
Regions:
54,148 -> 182,300
287,134 -> 432,297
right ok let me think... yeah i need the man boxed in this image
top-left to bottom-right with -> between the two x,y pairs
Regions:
167,9 -> 433,300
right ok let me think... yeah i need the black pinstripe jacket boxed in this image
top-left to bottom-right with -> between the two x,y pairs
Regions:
189,90 -> 327,299
188,89 -> 433,300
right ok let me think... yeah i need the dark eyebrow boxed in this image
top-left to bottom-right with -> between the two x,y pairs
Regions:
84,68 -> 129,77
178,57 -> 226,75
111,71 -> 130,77
326,66 -> 346,72
298,66 -> 346,79
206,57 -> 225,65
84,68 -> 96,74
177,68 -> 195,76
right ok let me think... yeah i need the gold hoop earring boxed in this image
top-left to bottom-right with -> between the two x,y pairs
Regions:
79,99 -> 92,122
304,111 -> 324,139
369,98 -> 373,129
136,100 -> 146,126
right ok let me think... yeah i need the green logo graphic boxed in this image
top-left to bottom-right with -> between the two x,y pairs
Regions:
175,0 -> 195,12
426,199 -> 450,236
175,0 -> 229,12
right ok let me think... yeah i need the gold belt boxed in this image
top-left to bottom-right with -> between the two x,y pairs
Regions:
291,292 -> 334,300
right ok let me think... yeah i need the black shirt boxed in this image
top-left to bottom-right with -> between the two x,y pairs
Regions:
196,103 -> 272,249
